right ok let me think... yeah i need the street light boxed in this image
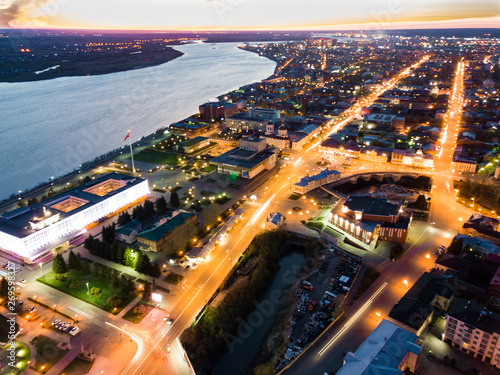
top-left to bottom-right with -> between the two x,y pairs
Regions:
86,282 -> 90,301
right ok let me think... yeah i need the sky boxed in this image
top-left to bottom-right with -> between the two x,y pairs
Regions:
1,0 -> 499,30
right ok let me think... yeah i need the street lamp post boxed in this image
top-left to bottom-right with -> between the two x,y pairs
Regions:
39,263 -> 44,278
86,282 -> 90,301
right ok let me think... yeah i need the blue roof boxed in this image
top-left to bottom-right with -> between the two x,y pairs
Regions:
337,319 -> 421,375
295,168 -> 340,187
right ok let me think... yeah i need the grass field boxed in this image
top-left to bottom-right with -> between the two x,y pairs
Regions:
33,335 -> 68,374
134,150 -> 179,165
201,165 -> 217,173
58,357 -> 93,375
164,272 -> 184,285
37,270 -> 137,314
122,300 -> 156,324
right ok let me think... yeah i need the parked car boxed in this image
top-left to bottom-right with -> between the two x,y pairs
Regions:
163,314 -> 171,322
308,299 -> 318,311
69,326 -> 80,336
167,318 -> 174,325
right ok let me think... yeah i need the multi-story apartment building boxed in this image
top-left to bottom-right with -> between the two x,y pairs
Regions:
444,298 -> 500,368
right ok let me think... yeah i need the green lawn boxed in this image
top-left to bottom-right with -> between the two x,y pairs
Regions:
122,300 -> 156,324
306,221 -> 325,231
33,335 -> 68,374
323,225 -> 343,238
134,150 -> 179,165
58,357 -> 93,375
201,165 -> 217,173
37,270 -> 137,314
164,272 -> 184,285
0,341 -> 30,375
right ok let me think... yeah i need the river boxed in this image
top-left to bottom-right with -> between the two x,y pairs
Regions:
0,42 -> 276,200
213,251 -> 305,375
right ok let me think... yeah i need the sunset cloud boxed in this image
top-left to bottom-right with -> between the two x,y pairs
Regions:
1,0 -> 499,30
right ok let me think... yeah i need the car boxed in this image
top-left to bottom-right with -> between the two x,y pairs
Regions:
69,327 -> 80,336
190,263 -> 198,270
52,319 -> 61,325
308,299 -> 318,311
163,314 -> 171,322
167,318 -> 174,325
19,279 -> 26,283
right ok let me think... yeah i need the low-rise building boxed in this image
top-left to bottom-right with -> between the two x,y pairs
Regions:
226,113 -> 269,132
330,196 -> 411,244
265,212 -> 285,230
175,136 -> 210,154
169,121 -> 209,136
444,298 -> 500,368
389,272 -> 455,336
137,211 -> 197,252
461,214 -> 500,246
337,319 -> 422,375
294,168 -> 341,195
452,156 -> 477,174
209,136 -> 277,179
115,219 -> 142,244
0,173 -> 149,264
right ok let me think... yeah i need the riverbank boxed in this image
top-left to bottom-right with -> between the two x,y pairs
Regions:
0,46 -> 184,83
0,41 -> 277,204
180,230 -> 294,375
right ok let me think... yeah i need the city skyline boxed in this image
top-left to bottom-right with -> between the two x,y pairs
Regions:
1,0 -> 500,30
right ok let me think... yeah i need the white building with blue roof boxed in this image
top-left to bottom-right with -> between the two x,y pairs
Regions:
294,168 -> 341,194
337,319 -> 422,375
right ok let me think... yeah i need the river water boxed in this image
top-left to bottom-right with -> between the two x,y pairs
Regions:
0,42 -> 276,199
213,251 -> 305,375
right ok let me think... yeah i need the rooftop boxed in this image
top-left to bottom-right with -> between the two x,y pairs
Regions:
0,173 -> 146,239
337,319 -> 421,375
138,211 -> 195,242
389,272 -> 454,331
210,147 -> 276,170
295,168 -> 340,187
447,298 -> 500,335
343,195 -> 401,217
178,136 -> 209,148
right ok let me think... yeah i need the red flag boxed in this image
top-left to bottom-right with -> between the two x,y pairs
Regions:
124,131 -> 130,141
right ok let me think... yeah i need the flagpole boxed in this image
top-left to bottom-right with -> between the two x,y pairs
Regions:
128,131 -> 136,173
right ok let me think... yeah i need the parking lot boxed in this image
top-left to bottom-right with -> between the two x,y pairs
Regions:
280,250 -> 362,366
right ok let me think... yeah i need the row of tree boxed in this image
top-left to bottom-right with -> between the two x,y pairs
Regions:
180,230 -> 292,375
83,236 -> 161,278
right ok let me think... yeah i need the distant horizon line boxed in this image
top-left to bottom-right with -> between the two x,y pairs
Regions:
1,26 -> 500,33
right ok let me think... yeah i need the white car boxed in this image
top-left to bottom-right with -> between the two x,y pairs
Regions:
163,314 -> 171,322
69,326 -> 80,336
190,263 -> 198,270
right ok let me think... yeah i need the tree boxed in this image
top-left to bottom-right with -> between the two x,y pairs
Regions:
415,194 -> 427,210
68,250 -> 80,269
81,258 -> 91,275
447,238 -> 464,255
0,277 -> 8,299
142,280 -> 152,300
132,204 -> 146,221
155,196 -> 168,215
201,203 -> 219,227
144,200 -> 155,219
52,254 -> 67,274
84,234 -> 93,250
151,263 -> 161,278
169,190 -> 180,208
117,211 -> 132,226
168,221 -> 198,256
124,248 -> 137,268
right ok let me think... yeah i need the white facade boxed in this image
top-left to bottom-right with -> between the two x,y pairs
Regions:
445,315 -> 500,366
0,179 -> 149,263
